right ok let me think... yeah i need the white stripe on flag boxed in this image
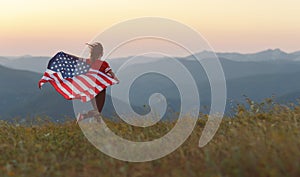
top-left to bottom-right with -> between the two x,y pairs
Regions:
72,77 -> 97,97
51,73 -> 75,99
88,73 -> 110,87
78,75 -> 105,92
89,69 -> 117,84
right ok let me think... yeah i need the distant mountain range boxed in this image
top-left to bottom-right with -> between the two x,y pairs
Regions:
0,65 -> 74,120
1,49 -> 300,74
0,55 -> 49,74
0,49 -> 300,121
194,49 -> 300,62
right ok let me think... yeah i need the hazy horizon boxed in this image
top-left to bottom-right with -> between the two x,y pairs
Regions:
1,48 -> 299,58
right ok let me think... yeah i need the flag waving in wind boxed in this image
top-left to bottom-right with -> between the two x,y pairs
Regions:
38,51 -> 118,102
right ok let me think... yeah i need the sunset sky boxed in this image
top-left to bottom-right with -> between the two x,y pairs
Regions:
0,0 -> 299,56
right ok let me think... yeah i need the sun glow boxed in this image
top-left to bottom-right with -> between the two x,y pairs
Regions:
0,0 -> 299,56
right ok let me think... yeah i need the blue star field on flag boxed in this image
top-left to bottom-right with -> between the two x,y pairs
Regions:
47,51 -> 91,78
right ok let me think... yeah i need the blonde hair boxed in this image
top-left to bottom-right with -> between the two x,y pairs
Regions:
86,42 -> 103,63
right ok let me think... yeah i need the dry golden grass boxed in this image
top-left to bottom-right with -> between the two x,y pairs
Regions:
0,99 -> 299,177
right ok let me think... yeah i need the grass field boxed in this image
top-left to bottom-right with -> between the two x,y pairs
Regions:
0,99 -> 299,177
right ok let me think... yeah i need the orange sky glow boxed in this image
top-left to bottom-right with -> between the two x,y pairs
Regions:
0,0 -> 299,56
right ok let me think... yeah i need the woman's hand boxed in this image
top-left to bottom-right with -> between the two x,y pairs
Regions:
114,77 -> 120,84
108,70 -> 120,84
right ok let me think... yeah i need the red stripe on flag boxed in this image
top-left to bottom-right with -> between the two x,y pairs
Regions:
65,78 -> 91,101
69,77 -> 95,100
52,73 -> 75,96
84,74 -> 106,91
77,75 -> 100,94
39,67 -> 116,102
88,70 -> 114,85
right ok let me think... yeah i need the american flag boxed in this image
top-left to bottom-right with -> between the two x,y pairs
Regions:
38,51 -> 117,102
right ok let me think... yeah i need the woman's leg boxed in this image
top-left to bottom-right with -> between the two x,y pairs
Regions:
91,98 -> 97,111
78,89 -> 106,122
95,89 -> 106,113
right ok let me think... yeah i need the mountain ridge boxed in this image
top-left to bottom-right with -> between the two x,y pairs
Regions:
1,49 -> 300,120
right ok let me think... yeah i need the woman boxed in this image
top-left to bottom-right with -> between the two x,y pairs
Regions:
77,42 -> 119,122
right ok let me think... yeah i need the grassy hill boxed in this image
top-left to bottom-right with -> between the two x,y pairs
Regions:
0,99 -> 299,177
